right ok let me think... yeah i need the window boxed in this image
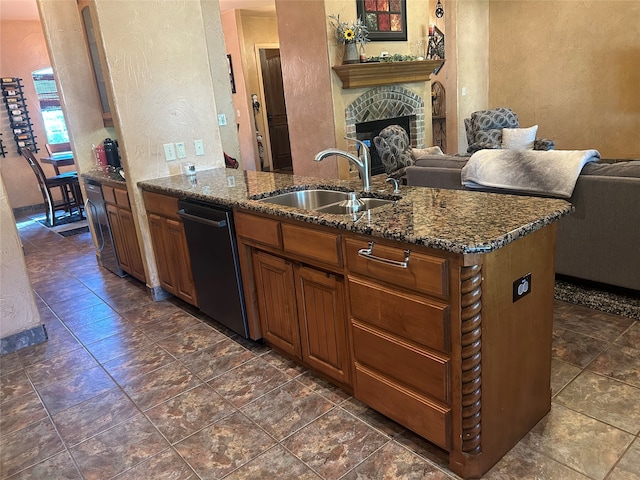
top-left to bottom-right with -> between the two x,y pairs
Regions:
32,67 -> 69,144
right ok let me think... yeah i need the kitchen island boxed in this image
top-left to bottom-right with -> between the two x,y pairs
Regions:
137,168 -> 571,479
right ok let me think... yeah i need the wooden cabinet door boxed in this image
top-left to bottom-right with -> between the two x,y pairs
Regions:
296,265 -> 350,385
106,203 -> 130,273
118,208 -> 146,282
252,250 -> 300,358
166,217 -> 198,306
148,213 -> 175,292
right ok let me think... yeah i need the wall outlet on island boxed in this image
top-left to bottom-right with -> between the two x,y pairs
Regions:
194,139 -> 205,156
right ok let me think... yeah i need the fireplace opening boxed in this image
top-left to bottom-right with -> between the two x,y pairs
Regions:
356,116 -> 412,176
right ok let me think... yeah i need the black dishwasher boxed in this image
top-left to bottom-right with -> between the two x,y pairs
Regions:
177,199 -> 249,338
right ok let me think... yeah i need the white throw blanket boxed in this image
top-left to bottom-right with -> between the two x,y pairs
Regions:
461,149 -> 601,198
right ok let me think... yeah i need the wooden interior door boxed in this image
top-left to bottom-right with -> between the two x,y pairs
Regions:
260,48 -> 292,173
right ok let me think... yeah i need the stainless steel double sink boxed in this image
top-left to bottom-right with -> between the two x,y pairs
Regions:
254,189 -> 396,215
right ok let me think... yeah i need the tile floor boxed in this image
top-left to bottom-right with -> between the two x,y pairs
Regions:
1,213 -> 639,480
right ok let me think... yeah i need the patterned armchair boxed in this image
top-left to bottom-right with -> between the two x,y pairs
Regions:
464,107 -> 555,154
372,125 -> 415,180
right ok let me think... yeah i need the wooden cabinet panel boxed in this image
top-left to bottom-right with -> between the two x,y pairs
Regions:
102,185 -> 116,205
296,265 -> 350,385
352,320 -> 449,403
106,203 -> 130,272
145,193 -> 197,306
148,213 -> 175,292
348,277 -> 449,353
354,363 -> 451,450
252,250 -> 300,358
114,188 -> 129,208
118,208 -> 145,282
282,223 -> 342,267
345,238 -> 449,299
166,218 -> 197,305
103,186 -> 145,282
235,211 -> 281,248
144,190 -> 180,218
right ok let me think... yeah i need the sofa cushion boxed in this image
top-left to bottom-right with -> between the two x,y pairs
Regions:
414,155 -> 470,169
502,125 -> 538,150
412,146 -> 444,158
581,160 -> 640,177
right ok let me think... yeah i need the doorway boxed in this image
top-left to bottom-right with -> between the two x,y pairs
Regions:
258,48 -> 292,173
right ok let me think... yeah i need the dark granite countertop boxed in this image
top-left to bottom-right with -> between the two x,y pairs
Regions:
82,168 -> 127,189
130,167 -> 572,255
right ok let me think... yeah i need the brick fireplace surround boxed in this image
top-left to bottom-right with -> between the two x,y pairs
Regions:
345,84 -> 426,150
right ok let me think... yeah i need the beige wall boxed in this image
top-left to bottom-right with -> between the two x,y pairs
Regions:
239,11 -> 279,170
39,0 -> 227,290
202,0 -> 241,164
489,0 -> 640,159
276,0 -> 339,178
454,0 -> 489,153
221,10 -> 279,171
0,175 -> 41,339
0,19 -> 67,209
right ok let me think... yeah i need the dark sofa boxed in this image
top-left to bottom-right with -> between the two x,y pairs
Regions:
405,157 -> 640,292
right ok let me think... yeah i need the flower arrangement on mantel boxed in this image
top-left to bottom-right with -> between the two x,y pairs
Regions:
329,14 -> 369,64
329,14 -> 369,45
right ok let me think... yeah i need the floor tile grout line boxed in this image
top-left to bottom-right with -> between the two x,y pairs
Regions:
2,367 -> 85,480
11,212 -> 640,479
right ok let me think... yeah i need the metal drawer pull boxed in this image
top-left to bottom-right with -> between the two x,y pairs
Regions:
357,241 -> 410,268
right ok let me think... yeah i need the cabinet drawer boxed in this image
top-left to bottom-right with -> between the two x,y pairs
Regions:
114,188 -> 130,208
348,277 -> 449,353
143,190 -> 180,219
282,223 -> 341,267
345,238 -> 448,299
352,320 -> 450,403
355,363 -> 450,450
235,211 -> 281,249
102,185 -> 116,204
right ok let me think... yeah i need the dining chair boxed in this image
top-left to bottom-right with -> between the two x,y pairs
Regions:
22,148 -> 83,226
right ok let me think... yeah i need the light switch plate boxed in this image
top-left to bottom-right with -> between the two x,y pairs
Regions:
194,139 -> 204,156
218,114 -> 227,126
163,143 -> 176,161
175,142 -> 186,159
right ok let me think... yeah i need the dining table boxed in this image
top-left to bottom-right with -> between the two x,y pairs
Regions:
40,152 -> 75,175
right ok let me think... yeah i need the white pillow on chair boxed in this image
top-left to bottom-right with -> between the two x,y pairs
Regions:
501,125 -> 538,150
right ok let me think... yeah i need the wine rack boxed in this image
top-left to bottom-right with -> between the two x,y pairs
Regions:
0,133 -> 6,157
1,77 -> 38,154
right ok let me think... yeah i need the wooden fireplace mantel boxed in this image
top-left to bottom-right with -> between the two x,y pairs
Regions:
332,60 -> 444,89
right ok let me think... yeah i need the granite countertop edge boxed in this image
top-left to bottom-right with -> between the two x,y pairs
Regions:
83,168 -> 571,255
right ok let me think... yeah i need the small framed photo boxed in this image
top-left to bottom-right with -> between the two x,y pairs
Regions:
357,0 -> 407,42
227,54 -> 236,94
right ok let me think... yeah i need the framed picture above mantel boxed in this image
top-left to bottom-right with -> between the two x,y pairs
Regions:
357,0 -> 407,41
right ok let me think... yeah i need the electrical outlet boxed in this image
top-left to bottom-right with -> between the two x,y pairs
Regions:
163,143 -> 176,161
194,139 -> 204,156
512,273 -> 532,302
217,114 -> 227,126
175,142 -> 186,159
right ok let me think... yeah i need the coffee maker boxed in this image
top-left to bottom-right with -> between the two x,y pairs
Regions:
103,138 -> 121,168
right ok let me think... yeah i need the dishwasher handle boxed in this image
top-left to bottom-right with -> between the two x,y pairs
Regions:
177,209 -> 227,228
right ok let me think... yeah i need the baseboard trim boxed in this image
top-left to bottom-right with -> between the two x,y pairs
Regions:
0,324 -> 48,355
